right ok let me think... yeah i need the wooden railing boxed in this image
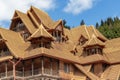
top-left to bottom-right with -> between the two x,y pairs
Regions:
0,68 -> 59,79
34,68 -> 42,75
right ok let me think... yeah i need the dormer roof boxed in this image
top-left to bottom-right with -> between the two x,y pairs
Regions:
27,24 -> 55,41
83,34 -> 105,48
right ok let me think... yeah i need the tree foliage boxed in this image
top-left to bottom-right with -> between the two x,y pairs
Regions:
80,20 -> 85,25
96,17 -> 120,39
63,19 -> 70,29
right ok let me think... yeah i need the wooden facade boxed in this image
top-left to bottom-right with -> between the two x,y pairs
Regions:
0,6 -> 120,80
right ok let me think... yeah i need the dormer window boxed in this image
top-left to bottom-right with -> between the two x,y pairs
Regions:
84,46 -> 103,56
31,39 -> 51,49
52,30 -> 62,42
83,34 -> 105,57
79,35 -> 87,45
27,24 -> 55,49
21,32 -> 30,40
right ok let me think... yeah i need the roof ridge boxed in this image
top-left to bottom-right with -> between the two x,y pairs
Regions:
91,26 -> 98,36
84,26 -> 90,39
92,34 -> 98,44
27,10 -> 39,28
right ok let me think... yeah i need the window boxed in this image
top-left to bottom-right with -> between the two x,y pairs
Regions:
32,41 -> 51,49
84,46 -> 103,56
22,32 -> 30,40
79,36 -> 87,45
15,22 -> 25,31
64,63 -> 70,73
52,31 -> 62,42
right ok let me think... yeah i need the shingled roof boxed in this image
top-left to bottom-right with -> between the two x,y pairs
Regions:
83,34 -> 105,48
27,24 -> 55,41
10,10 -> 37,34
70,25 -> 107,44
1,6 -> 120,80
30,6 -> 62,29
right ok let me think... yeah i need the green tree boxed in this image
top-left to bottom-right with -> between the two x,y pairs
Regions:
80,20 -> 85,25
97,17 -> 120,39
96,22 -> 99,28
62,19 -> 70,29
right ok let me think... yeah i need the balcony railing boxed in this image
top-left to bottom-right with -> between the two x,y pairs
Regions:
0,68 -> 59,79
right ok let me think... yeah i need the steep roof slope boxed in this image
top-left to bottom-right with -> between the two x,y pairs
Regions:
30,6 -> 62,29
27,24 -> 55,41
70,25 -> 107,44
83,34 -> 105,48
0,27 -> 30,58
103,38 -> 120,63
10,10 -> 37,34
101,64 -> 120,80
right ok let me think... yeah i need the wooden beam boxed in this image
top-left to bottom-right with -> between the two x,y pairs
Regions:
5,62 -> 7,77
41,57 -> 44,75
9,58 -> 21,80
31,59 -> 34,76
11,16 -> 20,20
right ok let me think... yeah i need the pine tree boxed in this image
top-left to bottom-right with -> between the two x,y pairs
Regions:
101,19 -> 104,26
80,20 -> 85,25
96,22 -> 99,28
62,19 -> 70,29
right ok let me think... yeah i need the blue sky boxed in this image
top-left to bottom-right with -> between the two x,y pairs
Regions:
0,0 -> 120,28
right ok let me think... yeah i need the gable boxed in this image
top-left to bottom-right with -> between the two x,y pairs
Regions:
0,35 -> 11,57
55,23 -> 63,31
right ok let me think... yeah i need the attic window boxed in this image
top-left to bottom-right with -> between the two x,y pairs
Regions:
79,36 -> 87,45
14,21 -> 25,32
21,32 -> 30,40
64,63 -> 70,73
84,46 -> 103,56
32,41 -> 51,49
52,30 -> 62,42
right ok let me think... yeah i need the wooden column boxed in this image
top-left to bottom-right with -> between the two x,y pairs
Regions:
9,59 -> 21,80
5,62 -> 8,77
57,60 -> 59,75
53,31 -> 55,37
31,59 -> 34,76
41,42 -> 44,47
41,57 -> 44,75
56,31 -> 59,41
60,32 -> 62,42
50,59 -> 52,75
22,61 -> 24,79
13,64 -> 15,80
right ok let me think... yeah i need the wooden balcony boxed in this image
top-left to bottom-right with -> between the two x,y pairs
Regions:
0,68 -> 59,80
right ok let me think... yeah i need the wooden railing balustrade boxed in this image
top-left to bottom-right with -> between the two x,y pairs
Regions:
0,68 -> 59,79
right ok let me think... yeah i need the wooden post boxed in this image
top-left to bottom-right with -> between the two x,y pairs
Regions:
56,31 -> 59,41
60,32 -> 62,42
41,57 -> 44,75
32,59 -> 34,76
13,64 -> 15,80
5,62 -> 7,77
22,61 -> 24,79
53,31 -> 55,37
41,42 -> 44,47
50,59 -> 52,75
57,60 -> 59,75
9,59 -> 21,80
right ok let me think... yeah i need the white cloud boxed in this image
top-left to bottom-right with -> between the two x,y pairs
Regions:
0,0 -> 56,21
64,0 -> 96,15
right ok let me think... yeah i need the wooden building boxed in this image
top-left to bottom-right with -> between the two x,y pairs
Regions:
0,6 -> 120,80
